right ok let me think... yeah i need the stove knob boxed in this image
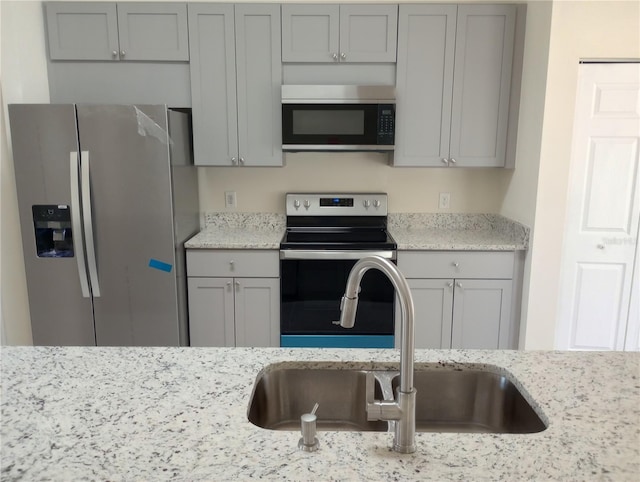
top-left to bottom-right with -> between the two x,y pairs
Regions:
373,199 -> 381,209
363,200 -> 371,209
293,199 -> 301,210
304,200 -> 311,209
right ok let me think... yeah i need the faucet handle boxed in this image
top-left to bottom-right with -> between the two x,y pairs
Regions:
365,372 -> 380,421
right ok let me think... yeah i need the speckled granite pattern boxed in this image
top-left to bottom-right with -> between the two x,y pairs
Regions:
186,213 -> 529,251
389,213 -> 529,250
185,213 -> 285,249
2,347 -> 638,481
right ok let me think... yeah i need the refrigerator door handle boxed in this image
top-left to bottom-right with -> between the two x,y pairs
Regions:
80,151 -> 101,297
70,152 -> 91,298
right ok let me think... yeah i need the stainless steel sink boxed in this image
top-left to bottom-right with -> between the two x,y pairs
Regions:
393,367 -> 547,433
247,364 -> 547,434
247,367 -> 388,431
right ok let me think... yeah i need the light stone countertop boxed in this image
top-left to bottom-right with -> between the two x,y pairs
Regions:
1,347 -> 638,481
388,214 -> 529,251
185,213 -> 529,251
184,213 -> 285,249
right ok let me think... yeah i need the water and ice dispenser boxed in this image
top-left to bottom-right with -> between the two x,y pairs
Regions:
32,205 -> 74,258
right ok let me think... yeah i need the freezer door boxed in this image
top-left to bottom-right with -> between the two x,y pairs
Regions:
8,104 -> 96,345
75,105 -> 181,346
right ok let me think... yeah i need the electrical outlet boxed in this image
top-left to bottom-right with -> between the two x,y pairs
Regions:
439,192 -> 451,210
225,191 -> 237,209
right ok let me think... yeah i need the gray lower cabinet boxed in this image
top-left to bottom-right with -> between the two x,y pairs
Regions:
45,2 -> 189,61
281,4 -> 398,63
394,4 -> 522,167
397,251 -> 515,349
188,3 -> 282,166
186,250 -> 280,347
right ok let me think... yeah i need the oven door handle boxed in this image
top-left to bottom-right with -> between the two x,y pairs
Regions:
280,250 -> 396,261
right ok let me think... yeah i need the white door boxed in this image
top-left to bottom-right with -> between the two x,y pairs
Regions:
557,63 -> 640,351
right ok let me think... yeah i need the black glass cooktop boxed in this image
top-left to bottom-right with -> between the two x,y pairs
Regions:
281,226 -> 396,251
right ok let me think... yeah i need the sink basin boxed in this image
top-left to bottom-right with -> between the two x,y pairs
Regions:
247,367 -> 388,431
247,363 -> 547,434
393,365 -> 547,433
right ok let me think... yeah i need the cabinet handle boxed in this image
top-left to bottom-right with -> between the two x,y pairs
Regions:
231,157 -> 238,165
456,281 -> 463,289
453,262 -> 460,268
239,157 -> 245,165
229,260 -> 234,269
447,281 -> 454,289
597,244 -> 605,250
332,53 -> 338,61
449,158 -> 457,165
226,281 -> 232,289
441,158 -> 449,166
340,52 -> 346,60
235,281 -> 240,289
120,50 -> 126,57
112,50 -> 118,58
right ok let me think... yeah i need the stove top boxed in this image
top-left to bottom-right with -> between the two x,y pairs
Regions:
281,193 -> 396,251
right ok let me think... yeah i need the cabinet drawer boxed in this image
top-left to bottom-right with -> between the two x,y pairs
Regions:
397,251 -> 514,279
187,250 -> 279,277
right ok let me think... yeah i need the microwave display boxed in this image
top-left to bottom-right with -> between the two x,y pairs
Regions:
282,103 -> 395,151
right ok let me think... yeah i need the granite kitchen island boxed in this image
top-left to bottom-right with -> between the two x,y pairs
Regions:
1,347 -> 638,481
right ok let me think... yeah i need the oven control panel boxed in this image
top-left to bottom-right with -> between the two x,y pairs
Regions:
286,193 -> 388,216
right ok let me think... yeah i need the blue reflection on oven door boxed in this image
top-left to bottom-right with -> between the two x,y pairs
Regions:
280,335 -> 394,349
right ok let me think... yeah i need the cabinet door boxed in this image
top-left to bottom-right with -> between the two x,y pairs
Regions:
116,3 -> 189,61
281,4 -> 339,62
339,5 -> 398,63
188,4 -> 239,165
400,279 -> 453,349
394,4 -> 456,166
451,279 -> 512,349
234,278 -> 280,347
188,277 -> 235,347
235,4 -> 283,166
449,5 -> 516,167
46,2 -> 119,60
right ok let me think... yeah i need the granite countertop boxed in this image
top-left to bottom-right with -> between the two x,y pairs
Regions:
185,213 -> 285,249
185,213 -> 530,251
2,347 -> 638,481
388,214 -> 529,251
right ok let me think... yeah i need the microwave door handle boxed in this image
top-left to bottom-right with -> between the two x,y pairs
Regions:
70,152 -> 90,298
80,151 -> 101,297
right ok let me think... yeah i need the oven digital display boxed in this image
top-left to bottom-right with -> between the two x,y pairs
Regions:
320,197 -> 354,207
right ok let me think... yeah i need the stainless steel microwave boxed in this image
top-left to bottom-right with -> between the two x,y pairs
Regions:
281,85 -> 395,152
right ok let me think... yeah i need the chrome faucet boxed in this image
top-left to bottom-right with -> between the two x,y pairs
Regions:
339,256 -> 416,453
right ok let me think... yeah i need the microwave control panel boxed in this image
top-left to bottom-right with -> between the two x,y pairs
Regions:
377,104 -> 395,145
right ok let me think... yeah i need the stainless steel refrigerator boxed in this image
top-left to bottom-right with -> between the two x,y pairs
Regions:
8,104 -> 199,346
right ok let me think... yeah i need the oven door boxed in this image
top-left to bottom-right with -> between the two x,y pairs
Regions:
280,250 -> 395,348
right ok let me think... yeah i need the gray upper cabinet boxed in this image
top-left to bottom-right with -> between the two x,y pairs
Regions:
188,3 -> 282,167
394,4 -> 519,167
46,2 -> 119,60
116,3 -> 189,61
45,2 -> 189,61
282,4 -> 397,63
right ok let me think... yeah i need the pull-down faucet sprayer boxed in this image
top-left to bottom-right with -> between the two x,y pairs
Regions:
339,256 -> 416,453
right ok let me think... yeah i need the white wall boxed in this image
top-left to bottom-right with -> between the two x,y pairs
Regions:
498,0 -> 552,348
201,155 -> 511,213
523,0 -> 640,349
